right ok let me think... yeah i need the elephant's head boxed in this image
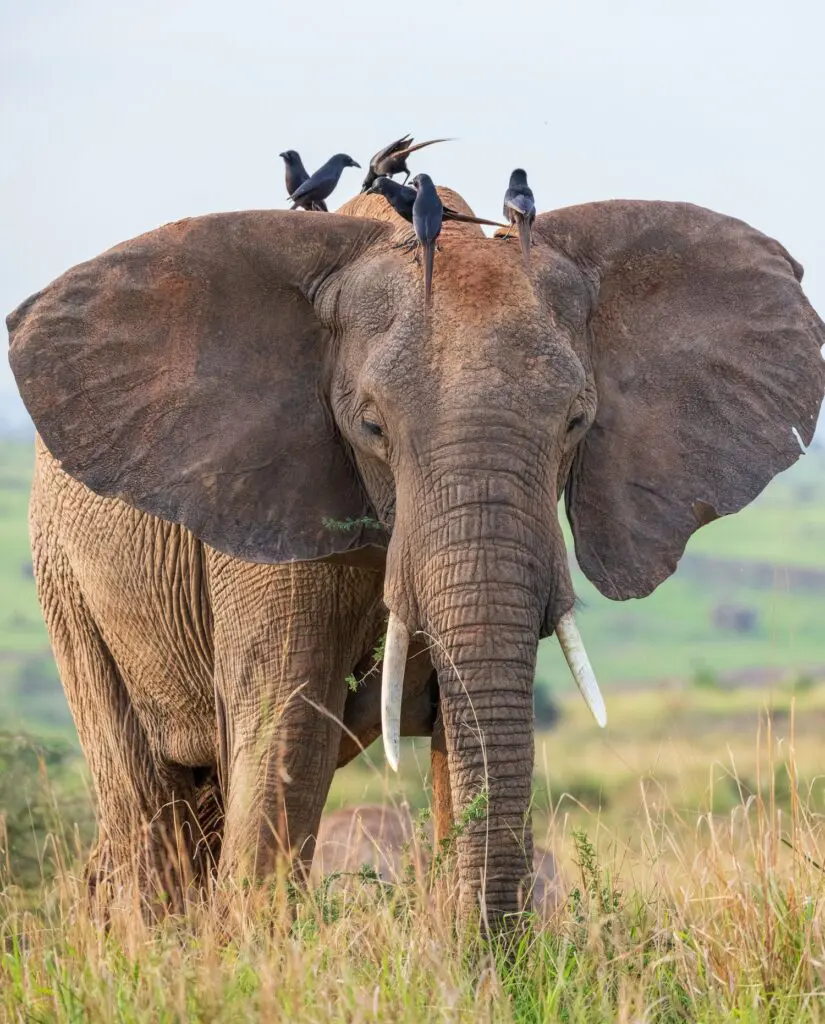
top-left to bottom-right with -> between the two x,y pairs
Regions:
8,188 -> 824,924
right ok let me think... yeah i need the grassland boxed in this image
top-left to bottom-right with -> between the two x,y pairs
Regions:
3,685 -> 825,1021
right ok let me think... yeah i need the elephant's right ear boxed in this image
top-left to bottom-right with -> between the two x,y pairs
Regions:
7,211 -> 392,563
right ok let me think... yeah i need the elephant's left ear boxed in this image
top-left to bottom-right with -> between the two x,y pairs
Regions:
7,211 -> 393,564
535,200 -> 825,600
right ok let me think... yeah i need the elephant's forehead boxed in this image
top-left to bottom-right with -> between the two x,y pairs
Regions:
418,235 -> 541,322
338,186 -> 561,322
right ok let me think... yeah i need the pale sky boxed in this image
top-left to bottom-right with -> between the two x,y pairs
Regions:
2,0 -> 824,430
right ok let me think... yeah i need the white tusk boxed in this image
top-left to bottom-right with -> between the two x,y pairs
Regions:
381,612 -> 410,772
555,611 -> 607,728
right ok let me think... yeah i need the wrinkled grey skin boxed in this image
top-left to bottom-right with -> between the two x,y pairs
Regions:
7,186 -> 824,927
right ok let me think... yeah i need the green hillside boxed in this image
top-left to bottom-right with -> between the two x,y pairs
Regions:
1,437 -> 823,737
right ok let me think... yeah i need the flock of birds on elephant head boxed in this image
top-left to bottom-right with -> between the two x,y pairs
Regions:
279,134 -> 537,305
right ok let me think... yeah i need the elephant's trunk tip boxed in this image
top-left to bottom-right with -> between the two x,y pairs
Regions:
555,611 -> 607,728
381,611 -> 410,772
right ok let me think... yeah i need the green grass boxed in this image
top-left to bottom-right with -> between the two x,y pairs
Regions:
0,440 -> 43,649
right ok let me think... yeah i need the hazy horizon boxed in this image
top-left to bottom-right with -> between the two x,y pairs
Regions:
3,0 -> 824,435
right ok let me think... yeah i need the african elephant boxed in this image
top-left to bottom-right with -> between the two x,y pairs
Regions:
7,183 -> 824,926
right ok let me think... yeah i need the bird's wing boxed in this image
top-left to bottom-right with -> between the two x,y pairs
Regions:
370,134 -> 414,168
394,184 -> 419,204
505,192 -> 536,217
413,206 -> 443,242
289,178 -> 313,201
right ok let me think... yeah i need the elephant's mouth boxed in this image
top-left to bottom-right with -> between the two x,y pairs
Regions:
380,607 -> 606,771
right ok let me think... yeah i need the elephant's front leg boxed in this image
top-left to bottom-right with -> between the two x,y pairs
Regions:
208,555 -> 383,887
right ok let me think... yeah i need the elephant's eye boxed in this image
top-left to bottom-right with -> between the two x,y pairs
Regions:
362,419 -> 384,439
567,412 -> 586,434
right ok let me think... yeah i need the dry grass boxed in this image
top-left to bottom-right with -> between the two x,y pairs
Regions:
3,687 -> 825,1022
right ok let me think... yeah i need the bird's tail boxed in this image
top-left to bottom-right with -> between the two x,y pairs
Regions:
423,240 -> 435,307
444,209 -> 508,228
518,216 -> 532,268
396,137 -> 455,159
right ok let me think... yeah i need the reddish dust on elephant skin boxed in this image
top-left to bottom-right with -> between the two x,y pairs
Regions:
342,187 -> 536,317
428,237 -> 538,321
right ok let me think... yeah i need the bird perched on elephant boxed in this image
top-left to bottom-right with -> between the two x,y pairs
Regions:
360,133 -> 452,192
280,149 -> 328,211
366,175 -> 506,229
287,152 -> 361,210
411,173 -> 444,305
7,177 -> 824,929
503,168 -> 537,267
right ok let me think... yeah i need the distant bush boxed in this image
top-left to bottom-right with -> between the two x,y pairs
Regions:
691,664 -> 722,691
792,672 -> 817,693
533,684 -> 561,729
0,731 -> 93,888
13,650 -> 71,728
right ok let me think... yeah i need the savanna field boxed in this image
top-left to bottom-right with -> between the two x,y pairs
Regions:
1,436 -> 824,1022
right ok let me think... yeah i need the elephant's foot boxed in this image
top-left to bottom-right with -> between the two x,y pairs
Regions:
84,804 -> 210,923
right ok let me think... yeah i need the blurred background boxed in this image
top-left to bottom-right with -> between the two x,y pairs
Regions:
1,0 -> 823,886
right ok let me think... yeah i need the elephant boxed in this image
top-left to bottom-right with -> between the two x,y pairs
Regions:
312,804 -> 564,920
7,180 -> 825,927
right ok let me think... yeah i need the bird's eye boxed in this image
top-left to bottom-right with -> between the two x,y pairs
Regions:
567,412 -> 586,435
362,420 -> 384,438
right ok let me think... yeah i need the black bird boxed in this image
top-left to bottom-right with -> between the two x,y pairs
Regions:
367,176 -> 507,229
502,168 -> 536,267
360,134 -> 452,192
279,150 -> 328,212
287,153 -> 361,210
411,174 -> 443,306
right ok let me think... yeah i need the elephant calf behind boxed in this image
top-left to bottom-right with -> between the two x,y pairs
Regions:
313,804 -> 564,920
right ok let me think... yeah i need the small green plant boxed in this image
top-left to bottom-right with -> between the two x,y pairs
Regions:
321,515 -> 382,534
431,789 -> 489,876
568,828 -> 623,961
342,629 -> 388,693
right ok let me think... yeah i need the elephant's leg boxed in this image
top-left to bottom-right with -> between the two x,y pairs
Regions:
209,555 -> 383,887
431,707 -> 454,849
33,535 -> 202,912
337,642 -> 437,767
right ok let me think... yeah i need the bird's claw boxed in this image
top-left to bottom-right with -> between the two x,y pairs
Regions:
394,234 -> 418,254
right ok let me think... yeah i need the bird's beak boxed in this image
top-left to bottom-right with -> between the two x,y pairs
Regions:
278,152 -> 287,159
351,161 -> 362,169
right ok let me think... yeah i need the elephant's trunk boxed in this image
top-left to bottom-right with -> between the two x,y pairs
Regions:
427,589 -> 539,924
384,446 -> 581,925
